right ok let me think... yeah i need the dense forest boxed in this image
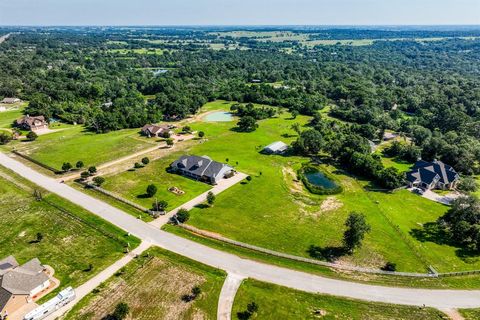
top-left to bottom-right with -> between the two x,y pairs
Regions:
1,27 -> 480,178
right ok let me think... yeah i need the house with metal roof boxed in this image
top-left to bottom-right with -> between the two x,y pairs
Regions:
0,256 -> 51,316
406,160 -> 459,190
263,141 -> 289,154
170,155 -> 234,185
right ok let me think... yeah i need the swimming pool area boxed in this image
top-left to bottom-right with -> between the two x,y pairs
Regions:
203,111 -> 233,122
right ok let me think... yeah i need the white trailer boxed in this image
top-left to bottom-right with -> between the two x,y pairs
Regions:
23,287 -> 75,320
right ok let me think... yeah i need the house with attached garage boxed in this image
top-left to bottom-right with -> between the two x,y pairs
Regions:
170,155 -> 234,185
141,124 -> 175,138
0,256 -> 52,316
406,160 -> 459,190
15,115 -> 48,132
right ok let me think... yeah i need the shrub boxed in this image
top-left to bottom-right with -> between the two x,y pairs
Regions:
381,262 -> 397,272
134,162 -> 142,169
153,200 -> 168,211
198,131 -> 205,138
88,166 -> 97,174
80,171 -> 90,179
246,176 -> 252,182
26,131 -> 38,141
141,157 -> 150,165
146,184 -> 157,197
0,132 -> 12,145
207,191 -> 215,206
176,208 -> 190,223
76,161 -> 84,169
112,302 -> 129,320
62,162 -> 72,172
93,176 -> 105,186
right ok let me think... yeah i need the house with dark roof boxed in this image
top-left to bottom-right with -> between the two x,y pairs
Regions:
406,160 -> 459,190
0,256 -> 51,316
141,124 -> 175,138
170,155 -> 234,184
15,115 -> 48,132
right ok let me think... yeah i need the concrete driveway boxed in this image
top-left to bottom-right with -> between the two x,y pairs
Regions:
1,152 -> 480,310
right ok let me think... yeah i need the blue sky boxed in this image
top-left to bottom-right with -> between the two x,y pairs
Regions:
0,0 -> 479,26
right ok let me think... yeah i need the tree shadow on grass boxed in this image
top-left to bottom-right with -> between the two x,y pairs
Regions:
194,204 -> 209,209
307,245 -> 347,262
137,194 -> 150,199
410,222 -> 480,260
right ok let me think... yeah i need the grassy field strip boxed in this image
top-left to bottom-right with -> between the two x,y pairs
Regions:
179,223 -> 435,277
232,279 -> 446,319
163,224 -> 480,289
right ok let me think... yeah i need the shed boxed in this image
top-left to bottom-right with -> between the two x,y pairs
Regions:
263,141 -> 289,154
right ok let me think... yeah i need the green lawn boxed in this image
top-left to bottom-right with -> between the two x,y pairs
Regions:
461,308 -> 480,320
64,247 -> 225,320
233,279 -> 444,320
0,106 -> 23,128
13,125 -> 154,170
101,152 -> 211,211
0,167 -> 139,296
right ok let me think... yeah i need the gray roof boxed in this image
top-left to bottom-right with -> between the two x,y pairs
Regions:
0,287 -> 13,310
264,141 -> 288,153
171,155 -> 232,180
0,258 -> 48,295
408,160 -> 459,185
0,256 -> 18,276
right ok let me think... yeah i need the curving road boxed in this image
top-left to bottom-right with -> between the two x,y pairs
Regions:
1,152 -> 480,309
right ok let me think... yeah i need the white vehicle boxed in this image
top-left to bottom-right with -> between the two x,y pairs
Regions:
24,287 -> 75,320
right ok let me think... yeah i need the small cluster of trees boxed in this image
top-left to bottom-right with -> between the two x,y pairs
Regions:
134,157 -> 150,169
181,286 -> 202,302
382,140 -> 421,163
292,123 -> 404,190
438,195 -> 480,252
231,103 -> 275,120
80,166 -> 97,179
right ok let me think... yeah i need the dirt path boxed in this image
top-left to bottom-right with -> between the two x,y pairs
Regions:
440,308 -> 465,320
217,273 -> 245,320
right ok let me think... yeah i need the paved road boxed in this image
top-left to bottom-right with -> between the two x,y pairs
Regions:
149,172 -> 247,228
1,152 -> 480,309
217,273 -> 245,320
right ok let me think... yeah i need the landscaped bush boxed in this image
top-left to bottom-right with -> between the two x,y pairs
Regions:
298,165 -> 342,195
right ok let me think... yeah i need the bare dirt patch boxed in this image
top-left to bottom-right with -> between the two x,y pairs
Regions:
72,257 -> 208,320
319,197 -> 343,212
282,166 -> 303,193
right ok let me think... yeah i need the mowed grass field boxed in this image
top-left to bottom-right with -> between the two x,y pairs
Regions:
147,100 -> 480,273
64,247 -> 225,320
14,125 -> 154,170
0,167 -> 138,293
233,279 -> 444,320
0,105 -> 24,128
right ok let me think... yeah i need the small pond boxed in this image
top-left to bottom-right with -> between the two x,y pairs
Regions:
305,171 -> 338,189
203,111 -> 233,122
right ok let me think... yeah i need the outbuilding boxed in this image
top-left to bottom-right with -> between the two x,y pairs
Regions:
263,141 -> 289,154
